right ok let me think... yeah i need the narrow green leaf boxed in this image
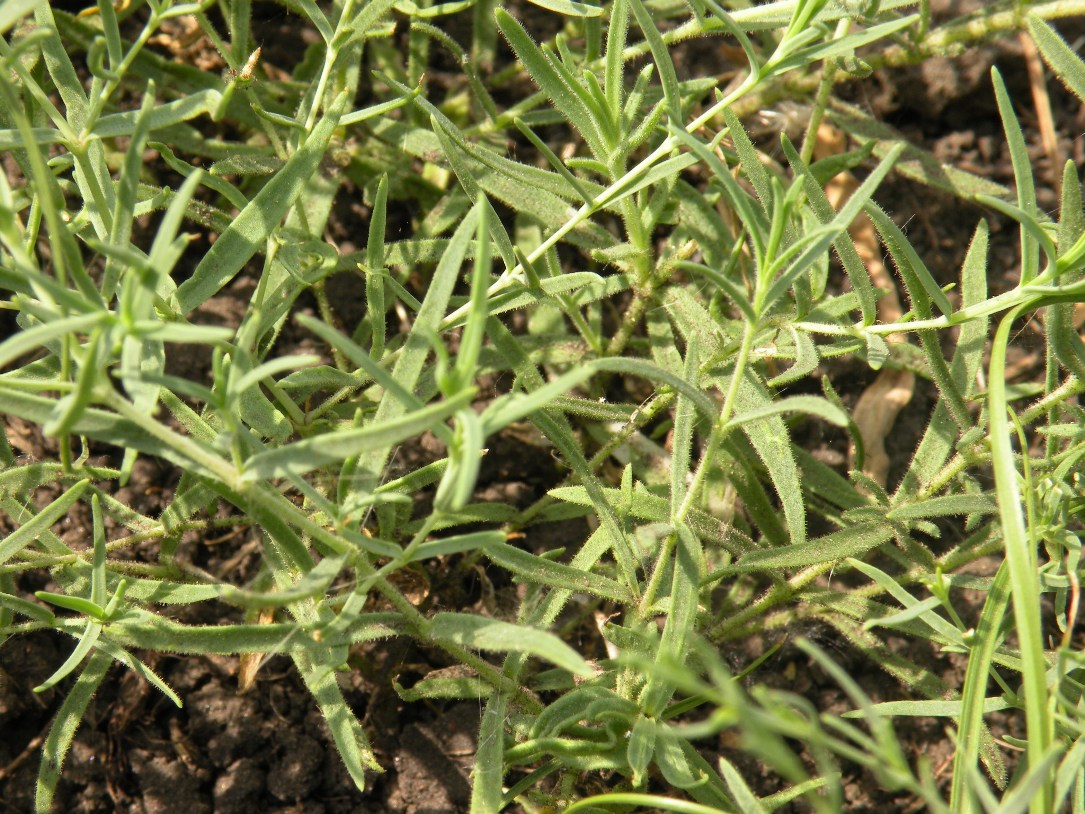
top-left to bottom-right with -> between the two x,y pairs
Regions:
719,756 -> 768,813
728,371 -> 808,548
1051,162 -> 1085,380
0,0 -> 35,33
386,209 -> 477,401
486,302 -> 644,594
769,326 -> 820,386
32,3 -> 89,127
953,220 -> 990,395
826,100 -> 1010,200
366,175 -> 389,359
627,715 -> 656,787
95,90 -> 224,139
118,334 -> 165,482
992,68 -> 1039,285
525,0 -> 603,16
865,203 -> 954,318
36,652 -> 111,814
421,110 -> 615,251
605,0 -> 629,124
429,613 -> 591,675
45,329 -> 106,438
789,14 -> 917,65
0,480 -> 90,564
106,609 -> 404,654
642,524 -> 702,715
479,365 -> 595,434
295,314 -> 426,419
550,484 -> 753,555
514,118 -> 593,205
724,394 -> 848,431
988,307 -> 1054,807
241,388 -> 475,480
764,144 -> 905,313
670,339 -> 699,515
295,651 -> 380,789
83,636 -> 182,708
470,693 -> 509,813
866,596 -> 957,633
0,496 -> 71,560
654,727 -> 702,789
0,592 -> 55,624
103,82 -> 158,300
1054,737 -> 1085,812
231,354 -> 321,396
1028,17 -> 1085,106
0,314 -> 104,371
433,409 -> 485,512
591,357 -> 718,421
452,194 -> 493,389
35,622 -> 103,693
479,271 -> 615,323
721,439 -> 789,549
783,136 -> 877,324
209,153 -> 285,177
731,522 -> 894,571
339,211 -> 479,496
174,93 -> 348,313
730,0 -> 914,28
484,540 -> 630,603
90,494 -> 105,607
846,558 -> 964,643
394,669 -> 492,702
218,555 -> 348,608
626,0 -> 680,122
724,107 -> 772,210
842,697 -> 1012,718
886,493 -> 997,520
412,530 -> 506,561
531,685 -> 633,737
495,9 -> 605,155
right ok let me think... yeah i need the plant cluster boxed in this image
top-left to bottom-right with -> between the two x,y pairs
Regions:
2,0 -> 1085,811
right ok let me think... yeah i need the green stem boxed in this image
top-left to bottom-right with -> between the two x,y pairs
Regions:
799,19 -> 847,166
300,0 -> 356,134
81,11 -> 160,136
102,390 -> 241,488
637,532 -> 677,618
672,319 -> 757,527
796,274 -> 1085,340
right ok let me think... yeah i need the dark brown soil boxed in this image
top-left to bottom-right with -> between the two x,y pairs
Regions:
2,1 -> 1081,812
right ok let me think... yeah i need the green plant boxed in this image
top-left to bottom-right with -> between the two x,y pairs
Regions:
2,0 -> 1085,811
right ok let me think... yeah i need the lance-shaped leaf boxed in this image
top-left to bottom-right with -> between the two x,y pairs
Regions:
722,394 -> 848,432
241,389 -> 475,481
1029,17 -> 1085,105
0,480 -> 89,564
36,652 -> 112,814
496,9 -> 607,158
524,0 -> 603,16
429,613 -> 591,676
729,522 -> 895,572
483,540 -> 630,603
173,92 -> 348,314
